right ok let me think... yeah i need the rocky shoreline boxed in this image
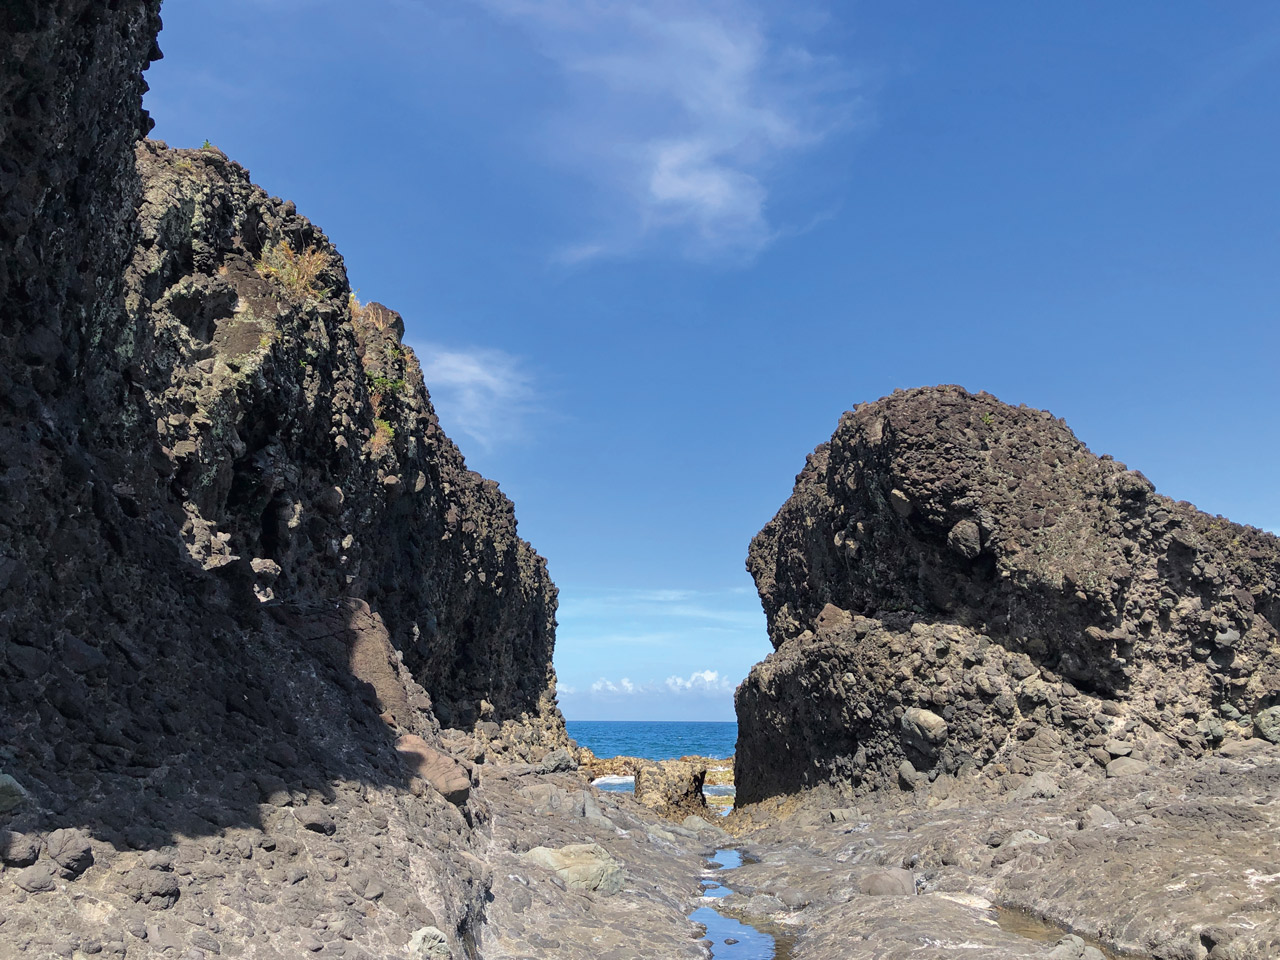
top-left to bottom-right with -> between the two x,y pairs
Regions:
717,738 -> 1280,958
576,748 -> 737,817
4,5 -> 1279,959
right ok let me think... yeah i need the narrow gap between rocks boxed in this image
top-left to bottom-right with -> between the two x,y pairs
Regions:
689,848 -> 797,960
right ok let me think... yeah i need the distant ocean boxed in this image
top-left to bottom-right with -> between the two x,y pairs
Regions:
566,720 -> 737,760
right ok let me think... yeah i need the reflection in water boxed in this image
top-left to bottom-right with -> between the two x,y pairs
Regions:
995,908 -> 1121,959
692,849 -> 796,960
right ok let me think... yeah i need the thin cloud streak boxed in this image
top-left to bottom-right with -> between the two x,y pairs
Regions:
557,586 -> 764,629
412,341 -> 539,451
586,670 -> 736,697
472,0 -> 858,261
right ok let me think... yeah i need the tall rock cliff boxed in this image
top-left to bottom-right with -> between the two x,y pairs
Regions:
1,3 -> 568,955
737,385 -> 1280,804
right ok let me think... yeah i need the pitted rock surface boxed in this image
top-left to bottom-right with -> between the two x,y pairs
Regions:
739,386 -> 1280,802
0,7 -> 593,958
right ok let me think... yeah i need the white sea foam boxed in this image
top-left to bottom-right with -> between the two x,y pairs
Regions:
591,775 -> 636,792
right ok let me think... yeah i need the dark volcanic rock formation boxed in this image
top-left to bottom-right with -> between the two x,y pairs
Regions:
738,385 -> 1280,803
1,4 -> 572,956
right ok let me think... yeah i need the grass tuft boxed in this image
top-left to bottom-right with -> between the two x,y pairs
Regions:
255,241 -> 331,301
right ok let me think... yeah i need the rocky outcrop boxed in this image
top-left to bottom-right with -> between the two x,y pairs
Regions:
634,760 -> 710,821
109,139 -> 565,745
725,740 -> 1280,959
738,385 -> 1280,803
1,5 -> 572,956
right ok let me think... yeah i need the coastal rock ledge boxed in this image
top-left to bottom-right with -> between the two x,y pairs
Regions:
738,385 -> 1280,804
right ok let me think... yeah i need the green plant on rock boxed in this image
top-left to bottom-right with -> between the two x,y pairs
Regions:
370,418 -> 396,456
367,374 -> 406,415
255,241 -> 332,301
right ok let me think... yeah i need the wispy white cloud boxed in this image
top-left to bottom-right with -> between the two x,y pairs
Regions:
472,0 -> 857,261
665,669 -> 735,694
591,676 -> 639,694
586,670 -> 735,697
411,341 -> 539,451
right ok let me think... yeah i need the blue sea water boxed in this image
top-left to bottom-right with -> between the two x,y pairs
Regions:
566,720 -> 737,760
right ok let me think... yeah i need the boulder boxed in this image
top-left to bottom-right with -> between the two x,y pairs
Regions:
292,805 -> 337,834
737,385 -> 1280,803
14,861 -> 60,893
901,707 -> 948,753
523,843 -> 624,896
857,868 -> 915,896
540,747 -> 577,773
1105,757 -> 1148,778
634,759 -> 708,820
0,830 -> 41,867
1255,706 -> 1280,744
397,734 -> 471,805
46,828 -> 93,876
408,925 -> 452,959
1048,935 -> 1106,960
1080,804 -> 1120,829
0,774 -> 26,814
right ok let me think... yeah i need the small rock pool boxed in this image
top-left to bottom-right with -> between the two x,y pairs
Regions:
690,849 -> 794,960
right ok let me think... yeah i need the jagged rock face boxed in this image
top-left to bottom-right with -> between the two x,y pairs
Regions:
0,0 -> 162,408
739,385 -> 1280,803
0,6 -> 568,955
111,141 -> 563,740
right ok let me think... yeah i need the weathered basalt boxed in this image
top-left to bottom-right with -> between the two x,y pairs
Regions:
0,5 -> 578,956
739,385 -> 1280,803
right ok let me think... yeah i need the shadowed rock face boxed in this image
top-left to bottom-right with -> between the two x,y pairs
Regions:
738,385 -> 1280,803
0,5 -> 570,955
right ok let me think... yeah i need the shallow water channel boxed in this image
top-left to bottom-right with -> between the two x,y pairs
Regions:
690,849 -> 795,960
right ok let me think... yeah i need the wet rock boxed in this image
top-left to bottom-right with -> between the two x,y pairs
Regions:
523,843 -> 624,896
1048,935 -> 1106,960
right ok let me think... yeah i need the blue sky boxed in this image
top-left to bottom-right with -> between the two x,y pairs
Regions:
146,2 -> 1279,722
